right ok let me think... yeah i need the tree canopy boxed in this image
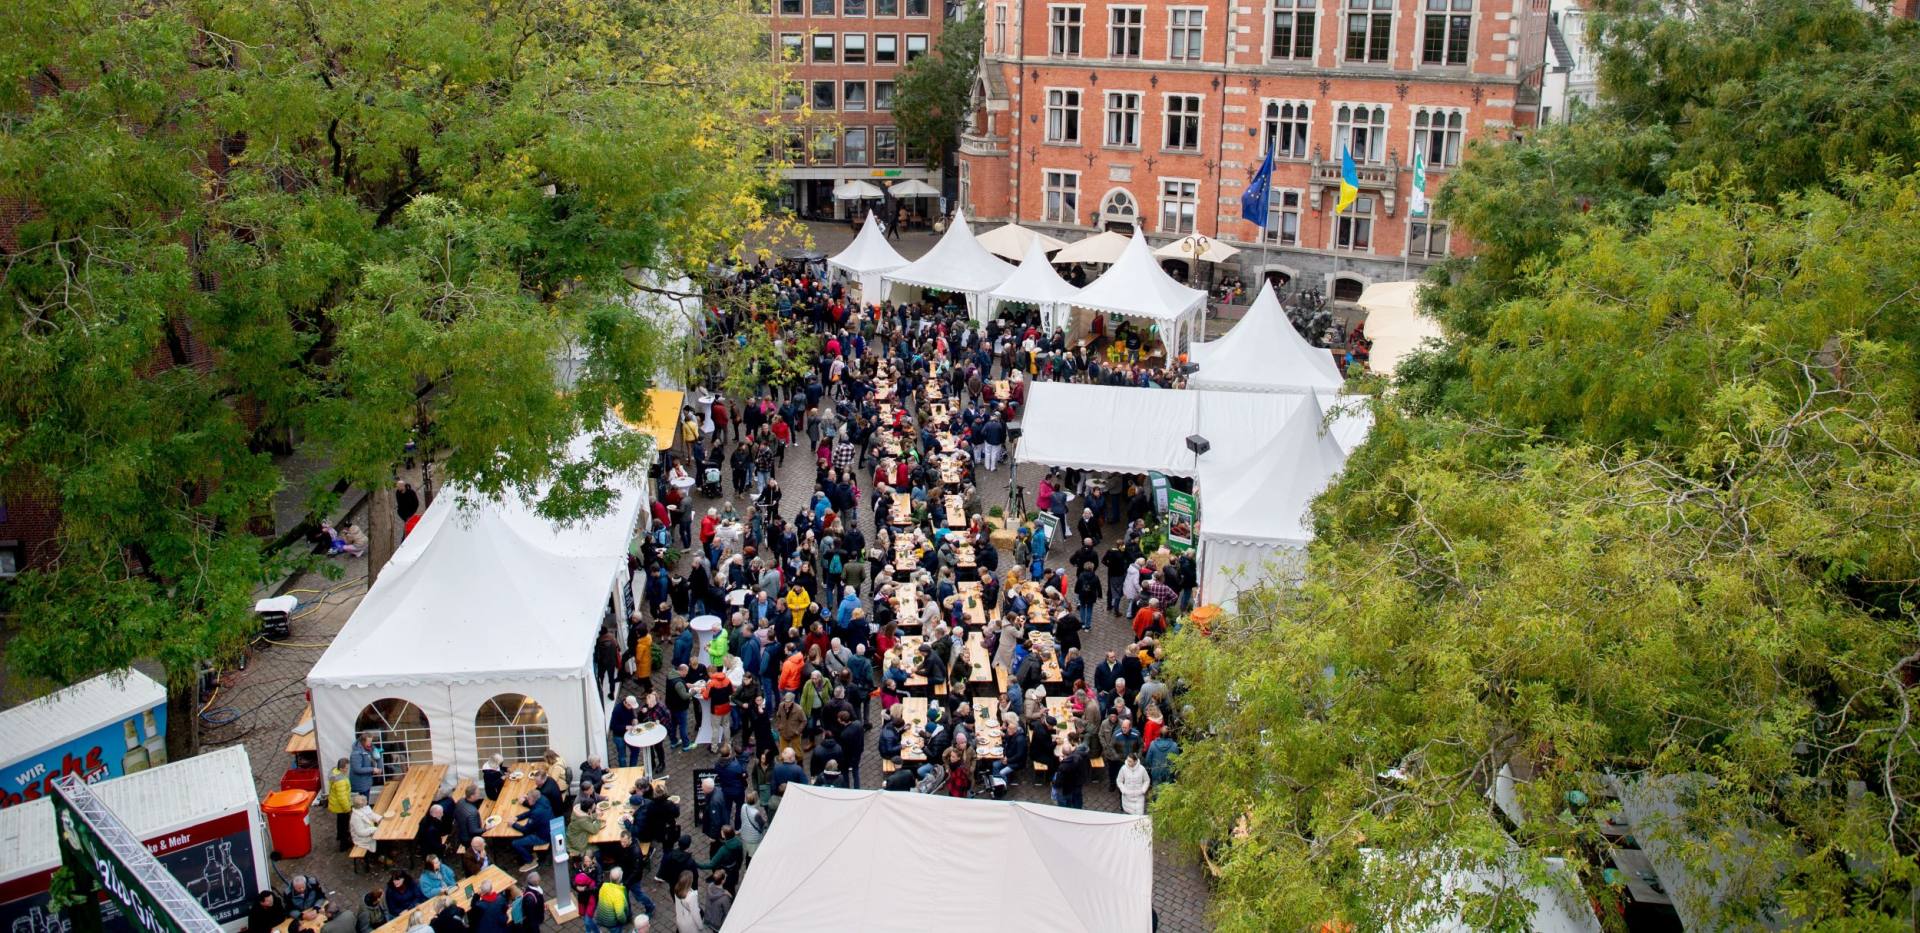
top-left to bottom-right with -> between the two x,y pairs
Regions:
893,1 -> 983,169
0,0 -> 784,687
1157,1 -> 1920,928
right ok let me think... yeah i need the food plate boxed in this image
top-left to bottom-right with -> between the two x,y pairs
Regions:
510,771 -> 525,780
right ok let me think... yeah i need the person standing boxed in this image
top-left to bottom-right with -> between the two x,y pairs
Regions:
395,481 -> 421,523
350,733 -> 382,795
1116,753 -> 1151,815
326,758 -> 354,852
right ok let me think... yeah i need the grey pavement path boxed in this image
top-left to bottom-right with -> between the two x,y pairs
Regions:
191,267 -> 1218,933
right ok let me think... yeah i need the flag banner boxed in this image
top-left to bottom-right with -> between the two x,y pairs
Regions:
1240,144 -> 1275,228
1410,150 -> 1428,216
1337,145 -> 1360,214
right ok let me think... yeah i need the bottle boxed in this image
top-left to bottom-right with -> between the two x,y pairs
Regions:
142,709 -> 168,766
121,719 -> 150,774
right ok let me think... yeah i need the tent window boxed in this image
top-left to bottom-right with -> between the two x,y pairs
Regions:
356,699 -> 432,781
475,694 -> 550,765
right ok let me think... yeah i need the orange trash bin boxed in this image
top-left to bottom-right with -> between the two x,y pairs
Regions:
261,788 -> 316,859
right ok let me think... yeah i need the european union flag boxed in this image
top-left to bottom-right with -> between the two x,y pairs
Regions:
1239,144 -> 1275,228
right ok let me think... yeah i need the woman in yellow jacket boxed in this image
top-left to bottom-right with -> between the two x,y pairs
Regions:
326,758 -> 354,852
785,584 -> 811,631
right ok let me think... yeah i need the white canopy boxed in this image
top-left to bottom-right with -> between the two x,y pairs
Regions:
832,179 -> 884,200
721,785 -> 1153,933
1052,230 -> 1131,265
307,436 -> 645,777
1363,848 -> 1605,933
827,213 -> 908,306
1189,281 -> 1345,394
985,237 -> 1081,329
1015,382 -> 1371,478
1358,280 -> 1444,376
1152,234 -> 1240,263
975,222 -> 1068,261
888,178 -> 941,198
1070,230 -> 1208,355
1195,394 -> 1348,605
882,209 -> 1015,314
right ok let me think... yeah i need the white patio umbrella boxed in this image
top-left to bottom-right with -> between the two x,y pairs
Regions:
888,179 -> 941,197
832,179 -> 885,200
1052,230 -> 1132,265
974,223 -> 1069,261
1153,233 -> 1241,263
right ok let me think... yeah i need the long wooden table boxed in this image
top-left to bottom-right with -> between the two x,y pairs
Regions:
374,764 -> 448,842
285,704 -> 317,755
480,763 -> 545,838
973,697 -> 1003,760
899,697 -> 929,762
966,632 -> 993,684
371,865 -> 514,933
887,635 -> 926,688
1046,697 -> 1078,758
587,767 -> 659,845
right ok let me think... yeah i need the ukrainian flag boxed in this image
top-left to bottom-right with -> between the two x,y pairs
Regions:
1336,145 -> 1360,213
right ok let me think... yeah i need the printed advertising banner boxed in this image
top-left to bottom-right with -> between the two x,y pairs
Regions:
4,708 -> 169,811
2,810 -> 258,933
1166,489 -> 1196,555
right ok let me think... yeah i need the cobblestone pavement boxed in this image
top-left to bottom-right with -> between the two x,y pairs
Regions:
199,270 -> 1217,933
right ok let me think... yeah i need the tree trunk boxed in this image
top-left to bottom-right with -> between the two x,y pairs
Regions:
368,484 -> 398,586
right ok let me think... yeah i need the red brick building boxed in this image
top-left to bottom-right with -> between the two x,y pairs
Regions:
960,0 -> 1549,295
764,0 -> 952,218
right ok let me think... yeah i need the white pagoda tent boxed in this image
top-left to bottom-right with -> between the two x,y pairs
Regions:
881,209 -> 1015,315
721,785 -> 1153,932
1357,280 -> 1444,376
1189,280 -> 1345,393
984,237 -> 1081,329
1067,229 -> 1207,357
826,213 -> 907,306
1194,393 -> 1348,606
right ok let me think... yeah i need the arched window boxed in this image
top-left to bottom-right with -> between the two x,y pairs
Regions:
1097,188 -> 1137,232
1332,276 -> 1366,302
355,699 -> 432,781
475,694 -> 549,766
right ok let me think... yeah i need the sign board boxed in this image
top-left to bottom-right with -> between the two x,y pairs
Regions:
1147,472 -> 1170,515
51,778 -> 220,933
1166,489 -> 1196,555
866,169 -> 904,178
1033,512 -> 1061,551
5,699 -> 168,810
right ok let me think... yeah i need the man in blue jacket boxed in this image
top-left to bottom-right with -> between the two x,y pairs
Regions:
349,734 -> 381,796
509,791 -> 554,872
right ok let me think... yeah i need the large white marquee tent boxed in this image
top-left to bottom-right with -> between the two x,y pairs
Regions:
826,213 -> 907,306
307,437 -> 647,777
882,210 -> 1014,316
1065,229 -> 1207,357
1193,394 -> 1348,606
1189,281 -> 1345,394
721,785 -> 1154,932
984,237 -> 1081,330
1015,382 -> 1370,478
1357,280 -> 1445,377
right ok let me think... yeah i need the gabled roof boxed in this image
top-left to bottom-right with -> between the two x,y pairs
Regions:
883,209 -> 1016,296
988,237 -> 1081,308
1197,392 -> 1349,546
1070,229 -> 1207,322
827,212 -> 908,276
1189,280 -> 1345,393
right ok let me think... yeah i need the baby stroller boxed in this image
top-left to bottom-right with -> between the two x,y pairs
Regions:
699,461 -> 723,498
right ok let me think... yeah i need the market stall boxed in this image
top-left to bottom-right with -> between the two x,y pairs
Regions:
974,222 -> 1067,262
983,238 -> 1081,330
1193,394 -> 1348,607
1062,230 -> 1207,359
306,434 -> 647,778
1189,281 -> 1345,394
881,210 -> 1015,317
826,212 -> 907,307
721,785 -> 1153,932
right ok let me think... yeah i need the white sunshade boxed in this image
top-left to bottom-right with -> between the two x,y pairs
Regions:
720,785 -> 1153,933
1015,382 -> 1372,478
888,178 -> 941,197
1051,229 -> 1132,265
1358,280 -> 1445,376
975,222 -> 1068,261
1152,234 -> 1241,263
883,209 -> 1016,300
832,179 -> 885,200
1070,229 -> 1207,323
1189,280 -> 1345,394
987,237 -> 1080,317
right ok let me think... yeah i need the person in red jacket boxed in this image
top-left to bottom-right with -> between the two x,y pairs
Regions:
1131,598 -> 1167,640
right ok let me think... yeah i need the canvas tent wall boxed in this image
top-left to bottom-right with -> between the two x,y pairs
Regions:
1194,394 -> 1349,607
721,785 -> 1153,932
985,237 -> 1081,331
1065,229 -> 1207,358
1189,281 -> 1345,394
881,210 -> 1015,317
1015,382 -> 1371,479
307,439 -> 646,779
826,213 -> 908,307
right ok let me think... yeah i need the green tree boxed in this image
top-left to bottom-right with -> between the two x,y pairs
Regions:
892,2 -> 984,169
0,0 -> 783,698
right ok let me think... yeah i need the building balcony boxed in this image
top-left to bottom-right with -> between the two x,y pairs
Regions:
1308,147 -> 1400,215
